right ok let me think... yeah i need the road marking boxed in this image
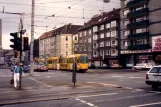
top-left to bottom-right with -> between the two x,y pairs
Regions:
129,77 -> 144,79
76,93 -> 118,98
130,102 -> 161,107
149,91 -> 161,94
131,89 -> 144,92
76,98 -> 98,107
134,81 -> 145,84
112,76 -> 124,78
87,82 -> 120,87
28,77 -> 52,88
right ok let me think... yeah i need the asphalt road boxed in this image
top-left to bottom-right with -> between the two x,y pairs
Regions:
0,69 -> 161,107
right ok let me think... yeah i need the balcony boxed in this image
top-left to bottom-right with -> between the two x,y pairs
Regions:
127,8 -> 149,18
127,0 -> 149,8
127,32 -> 149,39
128,44 -> 150,50
127,20 -> 149,29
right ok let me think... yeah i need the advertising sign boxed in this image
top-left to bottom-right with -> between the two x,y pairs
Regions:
152,36 -> 161,52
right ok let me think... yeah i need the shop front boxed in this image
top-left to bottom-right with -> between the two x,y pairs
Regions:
120,49 -> 153,68
152,36 -> 161,64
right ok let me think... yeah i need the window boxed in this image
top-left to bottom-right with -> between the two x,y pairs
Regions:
100,33 -> 104,38
150,67 -> 160,73
93,34 -> 98,40
136,17 -> 146,22
74,36 -> 77,41
79,32 -> 82,37
135,39 -> 147,45
106,50 -> 110,55
93,26 -> 98,32
88,38 -> 91,43
112,40 -> 115,45
136,7 -> 143,11
84,31 -> 86,36
100,24 -> 104,30
106,32 -> 110,37
93,51 -> 98,57
123,30 -> 129,37
123,20 -> 129,26
100,50 -> 104,56
111,49 -> 118,56
89,29 -> 92,35
123,9 -> 129,16
105,23 -> 110,29
111,31 -> 117,37
93,43 -> 98,48
111,21 -> 117,28
66,36 -> 68,41
100,42 -> 104,47
106,41 -> 110,46
84,39 -> 87,43
123,41 -> 128,47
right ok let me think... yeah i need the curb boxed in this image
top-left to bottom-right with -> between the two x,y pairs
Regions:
0,90 -> 109,106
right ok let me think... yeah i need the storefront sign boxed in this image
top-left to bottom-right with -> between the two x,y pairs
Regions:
152,36 -> 161,52
121,49 -> 151,54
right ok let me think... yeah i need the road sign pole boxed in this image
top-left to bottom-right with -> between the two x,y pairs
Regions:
19,31 -> 22,90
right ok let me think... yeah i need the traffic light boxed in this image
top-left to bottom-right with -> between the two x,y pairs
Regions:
10,32 -> 22,51
23,37 -> 29,51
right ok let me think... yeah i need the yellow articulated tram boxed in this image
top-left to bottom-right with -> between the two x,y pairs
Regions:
47,56 -> 60,70
47,54 -> 88,72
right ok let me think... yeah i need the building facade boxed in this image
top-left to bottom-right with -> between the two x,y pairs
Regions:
74,9 -> 120,68
39,31 -> 53,58
52,24 -> 82,56
120,0 -> 161,67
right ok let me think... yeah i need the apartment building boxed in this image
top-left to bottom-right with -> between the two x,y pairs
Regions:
39,30 -> 53,58
74,9 -> 120,68
120,0 -> 161,67
52,24 -> 82,56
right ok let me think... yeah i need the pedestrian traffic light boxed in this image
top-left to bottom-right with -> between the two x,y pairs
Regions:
23,37 -> 29,51
10,32 -> 22,51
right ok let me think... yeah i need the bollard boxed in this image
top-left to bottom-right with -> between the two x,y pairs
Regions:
72,62 -> 77,87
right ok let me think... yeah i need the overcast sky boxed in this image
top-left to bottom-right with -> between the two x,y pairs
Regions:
0,0 -> 120,49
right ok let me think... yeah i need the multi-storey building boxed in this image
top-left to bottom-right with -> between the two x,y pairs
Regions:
120,0 -> 161,67
74,9 -> 120,68
52,24 -> 82,56
39,30 -> 53,58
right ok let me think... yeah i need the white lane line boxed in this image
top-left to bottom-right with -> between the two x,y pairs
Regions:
129,77 -> 144,79
28,77 -> 52,88
130,102 -> 161,107
131,89 -> 144,92
87,82 -> 120,87
76,93 -> 118,98
112,76 -> 124,78
76,98 -> 98,107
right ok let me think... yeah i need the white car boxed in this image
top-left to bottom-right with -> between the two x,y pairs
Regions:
145,66 -> 161,90
133,63 -> 153,70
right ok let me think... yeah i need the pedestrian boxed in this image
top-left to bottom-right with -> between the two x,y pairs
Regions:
13,63 -> 24,88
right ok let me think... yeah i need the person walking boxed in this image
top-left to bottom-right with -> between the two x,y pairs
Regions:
13,63 -> 24,88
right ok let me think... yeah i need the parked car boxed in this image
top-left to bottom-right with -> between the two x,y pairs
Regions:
23,65 -> 30,73
111,64 -> 122,69
145,66 -> 161,90
133,63 -> 153,70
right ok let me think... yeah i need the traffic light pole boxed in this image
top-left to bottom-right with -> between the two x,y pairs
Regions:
19,31 -> 22,90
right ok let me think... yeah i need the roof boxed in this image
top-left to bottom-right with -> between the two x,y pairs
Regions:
39,29 -> 57,40
52,24 -> 82,36
78,8 -> 120,31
